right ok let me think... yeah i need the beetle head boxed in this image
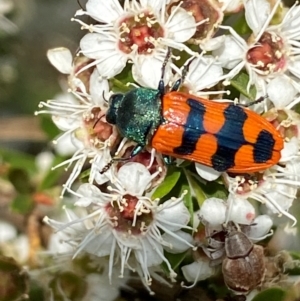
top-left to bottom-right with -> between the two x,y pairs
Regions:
106,93 -> 124,125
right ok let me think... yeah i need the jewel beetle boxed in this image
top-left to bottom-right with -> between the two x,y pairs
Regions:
103,51 -> 284,173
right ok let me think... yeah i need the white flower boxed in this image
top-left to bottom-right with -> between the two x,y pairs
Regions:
47,47 -> 73,75
44,162 -> 194,288
225,160 -> 300,226
73,0 -> 203,82
181,260 -> 216,286
219,0 -> 243,13
264,108 -> 300,162
47,47 -> 108,99
247,215 -> 273,242
198,198 -> 227,226
213,0 -> 300,108
35,61 -> 116,195
226,194 -> 256,225
174,54 -> 230,96
198,195 -> 256,226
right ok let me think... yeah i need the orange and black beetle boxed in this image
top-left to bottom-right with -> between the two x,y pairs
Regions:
104,55 -> 283,173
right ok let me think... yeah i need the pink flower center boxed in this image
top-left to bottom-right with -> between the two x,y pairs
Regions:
232,173 -> 264,195
247,32 -> 286,74
171,0 -> 220,41
106,195 -> 153,235
118,11 -> 164,55
82,107 -> 113,146
264,109 -> 298,140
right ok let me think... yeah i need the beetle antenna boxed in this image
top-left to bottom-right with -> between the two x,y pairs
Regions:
93,113 -> 105,129
158,48 -> 172,94
243,95 -> 268,108
161,48 -> 172,80
100,156 -> 133,174
171,55 -> 197,92
103,91 -> 108,103
100,160 -> 114,174
181,57 -> 195,83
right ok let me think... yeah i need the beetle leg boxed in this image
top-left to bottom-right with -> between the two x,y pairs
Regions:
99,145 -> 144,174
113,144 -> 144,162
163,155 -> 175,165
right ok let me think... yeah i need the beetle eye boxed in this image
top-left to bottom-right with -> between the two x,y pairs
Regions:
106,93 -> 123,125
108,93 -> 122,107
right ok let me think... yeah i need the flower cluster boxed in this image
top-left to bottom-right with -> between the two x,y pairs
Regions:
37,0 -> 300,298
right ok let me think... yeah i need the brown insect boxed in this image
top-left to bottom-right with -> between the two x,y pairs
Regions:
222,228 -> 266,293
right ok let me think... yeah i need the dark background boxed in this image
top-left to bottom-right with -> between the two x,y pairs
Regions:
0,0 -> 81,153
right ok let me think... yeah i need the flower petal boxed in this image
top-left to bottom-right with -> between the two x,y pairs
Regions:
267,75 -> 297,108
135,237 -> 163,267
157,199 -> 190,231
132,55 -> 171,89
245,0 -> 270,36
199,198 -> 226,225
187,55 -> 223,91
182,261 -> 215,282
228,195 -> 255,225
89,69 -> 110,107
47,47 -> 73,74
117,162 -> 152,195
86,0 -> 123,23
166,7 -> 196,42
248,215 -> 273,241
162,230 -> 193,254
83,227 -> 115,257
195,163 -> 221,181
80,33 -> 127,78
213,35 -> 245,69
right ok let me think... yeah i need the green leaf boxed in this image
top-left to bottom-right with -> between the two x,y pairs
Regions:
230,72 -> 257,100
232,13 -> 251,35
152,166 -> 181,200
28,280 -> 45,301
180,179 -> 194,226
79,168 -> 90,182
11,194 -> 34,214
8,168 -> 32,194
184,170 -> 206,207
202,181 -> 228,200
39,115 -> 60,140
161,251 -> 188,274
252,288 -> 286,301
0,148 -> 36,174
110,63 -> 133,92
185,173 -> 228,206
38,155 -> 66,190
289,251 -> 300,260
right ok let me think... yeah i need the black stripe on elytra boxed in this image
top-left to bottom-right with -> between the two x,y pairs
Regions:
173,98 -> 206,155
211,104 -> 247,172
253,130 -> 275,163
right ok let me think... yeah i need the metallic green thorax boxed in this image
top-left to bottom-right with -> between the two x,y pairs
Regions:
106,88 -> 162,145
